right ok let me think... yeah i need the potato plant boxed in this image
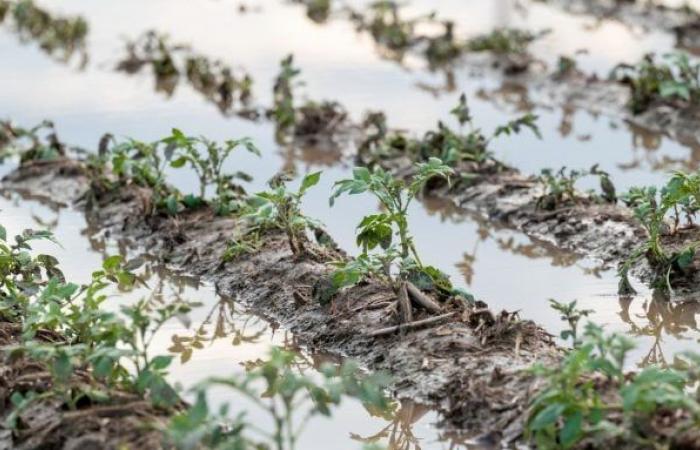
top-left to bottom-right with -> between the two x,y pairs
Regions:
326,159 -> 472,317
167,348 -> 393,450
611,52 -> 700,114
360,94 -> 540,178
536,164 -> 616,210
164,128 -> 260,215
243,171 -> 322,256
618,170 -> 700,293
527,321 -> 700,449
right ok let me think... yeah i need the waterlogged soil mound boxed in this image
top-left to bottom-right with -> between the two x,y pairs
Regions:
2,158 -> 561,444
0,322 -> 170,450
542,0 -> 700,32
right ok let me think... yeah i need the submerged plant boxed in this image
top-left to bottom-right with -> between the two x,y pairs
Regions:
118,31 -> 254,114
244,172 -> 322,256
2,0 -> 88,64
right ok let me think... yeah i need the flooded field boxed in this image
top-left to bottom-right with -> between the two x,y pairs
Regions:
4,1 -> 700,449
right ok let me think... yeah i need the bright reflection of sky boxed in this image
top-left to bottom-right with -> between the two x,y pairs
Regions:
2,1 -> 700,447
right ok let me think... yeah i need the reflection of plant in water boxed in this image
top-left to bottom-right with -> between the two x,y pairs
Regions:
169,296 -> 268,363
117,30 -> 254,115
619,290 -> 700,368
351,401 -> 428,450
290,0 -> 331,24
167,348 -> 393,450
0,0 -> 88,65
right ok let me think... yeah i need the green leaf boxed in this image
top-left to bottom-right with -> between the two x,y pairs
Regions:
103,255 -> 123,271
299,171 -> 321,195
560,411 -> 583,448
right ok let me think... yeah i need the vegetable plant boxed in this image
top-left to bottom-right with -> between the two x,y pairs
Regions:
360,94 -> 540,179
164,128 -> 260,215
271,54 -> 303,130
327,159 -> 468,317
527,322 -> 700,449
244,172 -> 322,256
611,52 -> 700,113
167,348 -> 393,450
618,170 -> 700,293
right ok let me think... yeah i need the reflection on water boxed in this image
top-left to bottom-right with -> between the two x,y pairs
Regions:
5,0 -> 700,446
620,290 -> 700,368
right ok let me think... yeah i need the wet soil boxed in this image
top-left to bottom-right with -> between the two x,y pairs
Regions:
2,158 -> 560,446
0,322 -> 172,450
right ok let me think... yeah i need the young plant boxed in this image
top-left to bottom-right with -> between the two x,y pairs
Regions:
360,94 -> 540,179
328,159 -> 466,318
164,128 -> 260,215
244,172 -> 322,256
0,119 -> 68,163
618,172 -> 700,293
548,299 -> 593,347
167,348 -> 394,450
536,165 -> 616,210
466,28 -> 541,56
527,323 -> 700,449
611,52 -> 700,113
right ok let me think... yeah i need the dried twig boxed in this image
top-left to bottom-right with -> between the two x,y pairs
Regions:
367,312 -> 457,337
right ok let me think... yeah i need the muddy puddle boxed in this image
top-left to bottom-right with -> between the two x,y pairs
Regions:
4,0 -> 700,447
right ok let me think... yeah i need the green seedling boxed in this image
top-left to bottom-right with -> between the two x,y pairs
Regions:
527,323 -> 700,449
167,348 -> 393,450
466,28 -> 542,56
327,159 -> 468,314
0,119 -> 69,163
611,52 -> 700,114
619,171 -> 700,293
549,299 -> 593,347
244,172 -> 322,256
164,128 -> 260,215
536,165 -> 616,210
360,94 -> 540,176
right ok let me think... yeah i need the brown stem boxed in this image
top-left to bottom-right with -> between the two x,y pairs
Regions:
397,281 -> 413,325
367,312 -> 456,337
406,282 -> 442,314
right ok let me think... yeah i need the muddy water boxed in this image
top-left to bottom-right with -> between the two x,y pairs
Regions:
3,0 -> 700,447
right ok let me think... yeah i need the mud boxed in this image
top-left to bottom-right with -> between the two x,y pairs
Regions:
0,322 -> 172,450
542,0 -> 700,32
2,158 -> 561,445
